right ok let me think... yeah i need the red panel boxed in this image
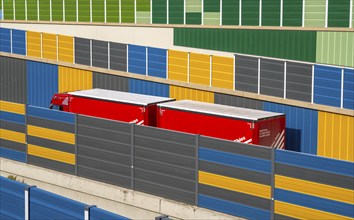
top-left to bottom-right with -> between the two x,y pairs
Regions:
257,117 -> 286,149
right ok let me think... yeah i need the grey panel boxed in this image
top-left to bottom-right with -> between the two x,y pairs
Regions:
200,136 -> 271,160
78,135 -> 131,156
235,55 -> 258,93
274,214 -> 298,220
286,62 -> 312,102
74,37 -> 91,66
275,163 -> 354,190
0,139 -> 26,152
78,125 -> 131,144
27,116 -> 74,133
110,42 -> 127,72
27,136 -> 75,154
93,72 -> 129,92
199,160 -> 271,185
78,115 -> 131,134
92,40 -> 108,69
0,120 -> 25,133
199,184 -> 271,210
214,93 -> 263,110
28,155 -> 75,174
0,56 -> 27,104
260,58 -> 284,98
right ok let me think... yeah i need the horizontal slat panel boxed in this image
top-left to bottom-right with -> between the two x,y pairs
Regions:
74,37 -> 91,66
58,34 -> 74,63
42,33 -> 57,60
27,135 -> 74,154
0,139 -> 26,152
28,144 -> 75,165
128,44 -> 146,75
27,31 -> 41,58
28,154 -> 75,174
168,50 -> 188,82
109,42 -> 127,72
92,40 -> 108,69
0,120 -> 25,133
11,29 -> 26,55
0,111 -> 25,124
0,100 -> 25,115
0,147 -> 26,162
235,55 -> 259,93
189,53 -> 210,86
212,56 -> 233,90
0,129 -> 26,144
27,116 -> 74,133
27,125 -> 75,145
27,106 -> 75,124
148,47 -> 166,79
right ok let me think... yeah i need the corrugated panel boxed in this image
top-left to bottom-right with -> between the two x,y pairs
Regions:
235,55 -> 259,93
106,0 -> 120,22
328,0 -> 350,27
168,50 -> 188,82
286,61 -> 312,102
190,53 -> 210,86
93,72 -> 129,92
27,61 -> 58,108
90,207 -> 130,220
39,0 -> 50,20
222,0 -> 239,25
0,28 -> 11,53
264,102 -> 318,154
0,176 -> 26,220
58,66 -> 92,93
211,56 -> 233,90
148,47 -> 167,78
74,37 -> 91,66
305,0 -> 326,27
27,31 -> 41,58
92,0 -> 104,22
169,0 -> 184,24
214,93 -> 263,110
128,44 -> 147,75
11,29 -> 26,55
92,40 -> 108,68
64,0 -> 76,21
14,0 -> 25,20
110,42 -> 127,72
58,35 -> 74,63
242,0 -> 260,26
314,65 -> 342,108
152,0 -> 167,24
0,57 -> 27,104
262,0 -> 280,26
317,112 -> 354,162
27,0 -> 38,20
78,0 -> 90,22
316,32 -> 354,67
121,0 -> 135,23
42,33 -> 57,60
260,58 -> 284,98
52,0 -> 63,21
170,85 -> 214,103
283,0 -> 302,26
129,79 -> 169,97
343,69 -> 354,110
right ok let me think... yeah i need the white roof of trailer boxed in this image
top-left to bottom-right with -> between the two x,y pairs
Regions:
158,100 -> 284,121
69,89 -> 174,106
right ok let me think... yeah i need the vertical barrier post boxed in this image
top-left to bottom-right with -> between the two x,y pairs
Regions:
84,205 -> 96,220
270,147 -> 275,220
25,185 -> 36,220
195,134 -> 199,206
75,114 -> 78,175
131,123 -> 135,190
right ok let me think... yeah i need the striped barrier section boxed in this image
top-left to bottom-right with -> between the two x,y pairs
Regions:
26,105 -> 76,174
0,100 -> 27,162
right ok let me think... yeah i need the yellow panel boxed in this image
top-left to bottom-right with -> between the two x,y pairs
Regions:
170,85 -> 214,103
58,35 -> 74,63
275,201 -> 352,220
275,175 -> 353,204
27,31 -> 41,58
42,33 -> 57,60
58,66 -> 93,93
168,50 -> 188,82
189,53 -> 210,86
212,56 -> 234,90
27,125 -> 75,145
199,171 -> 271,199
0,129 -> 26,144
317,112 -> 354,162
28,144 -> 75,165
0,100 -> 25,114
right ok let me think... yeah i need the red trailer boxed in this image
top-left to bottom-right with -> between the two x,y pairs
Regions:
50,89 -> 175,126
157,100 -> 286,148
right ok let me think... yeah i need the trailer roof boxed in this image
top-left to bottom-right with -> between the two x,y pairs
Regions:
69,89 -> 175,105
158,100 -> 284,121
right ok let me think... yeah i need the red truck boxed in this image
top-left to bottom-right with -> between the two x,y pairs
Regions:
50,88 -> 175,126
157,100 -> 286,148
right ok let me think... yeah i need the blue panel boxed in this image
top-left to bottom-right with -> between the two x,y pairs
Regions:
27,105 -> 75,124
199,147 -> 271,174
0,27 -> 11,53
90,207 -> 130,220
0,111 -> 25,124
343,69 -> 354,110
199,194 -> 271,220
0,147 -> 26,162
263,102 -> 318,154
275,150 -> 354,177
314,65 -> 341,108
275,188 -> 354,218
129,78 -> 169,97
0,176 -> 26,220
128,44 -> 146,75
30,187 -> 86,220
11,29 -> 26,55
27,61 -> 58,108
148,47 -> 167,78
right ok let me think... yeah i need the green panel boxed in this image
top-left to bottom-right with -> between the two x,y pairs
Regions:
78,0 -> 90,22
328,0 -> 350,27
106,0 -> 119,22
39,0 -> 50,21
204,0 -> 220,12
186,0 -> 201,12
137,0 -> 149,11
186,12 -> 201,24
204,12 -> 220,25
27,0 -> 37,20
92,0 -> 104,22
222,0 -> 239,25
65,0 -> 76,21
242,0 -> 259,26
15,0 -> 25,20
353,0 -> 354,27
283,0 -> 302,26
52,0 -> 63,21
4,0 -> 14,20
169,0 -> 184,24
174,28 -> 317,62
121,0 -> 134,23
304,0 -> 326,27
152,0 -> 167,24
0,0 -> 2,9
262,0 -> 280,26
136,11 -> 150,23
